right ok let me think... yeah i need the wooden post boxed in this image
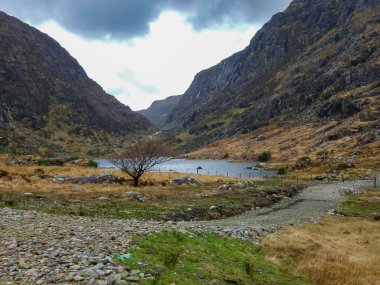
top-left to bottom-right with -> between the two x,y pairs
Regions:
240,173 -> 241,179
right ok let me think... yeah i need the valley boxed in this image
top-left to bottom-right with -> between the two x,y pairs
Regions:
0,0 -> 379,284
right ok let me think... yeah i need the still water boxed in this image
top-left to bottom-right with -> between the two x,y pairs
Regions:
96,159 -> 277,179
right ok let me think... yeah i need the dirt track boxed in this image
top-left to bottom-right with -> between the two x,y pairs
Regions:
194,180 -> 373,234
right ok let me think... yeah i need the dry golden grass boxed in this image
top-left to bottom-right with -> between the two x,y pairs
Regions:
263,216 -> 380,285
0,165 -> 238,200
0,165 -> 237,182
188,118 -> 380,171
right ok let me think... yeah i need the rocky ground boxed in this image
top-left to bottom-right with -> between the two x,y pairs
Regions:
0,180 -> 371,284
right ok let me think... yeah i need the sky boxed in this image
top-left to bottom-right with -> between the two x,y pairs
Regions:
0,0 -> 291,110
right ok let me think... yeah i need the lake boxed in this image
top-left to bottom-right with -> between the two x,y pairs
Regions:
96,159 -> 277,179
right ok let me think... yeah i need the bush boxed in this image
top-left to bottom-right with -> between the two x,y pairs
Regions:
336,163 -> 354,171
163,250 -> 181,269
258,151 -> 272,162
35,160 -> 53,166
295,156 -> 312,169
0,170 -> 9,178
87,160 -> 98,168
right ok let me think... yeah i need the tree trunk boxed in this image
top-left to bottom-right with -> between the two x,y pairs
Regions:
133,176 -> 139,187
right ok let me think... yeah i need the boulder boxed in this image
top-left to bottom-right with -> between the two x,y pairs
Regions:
53,174 -> 122,184
169,176 -> 202,186
122,192 -> 149,202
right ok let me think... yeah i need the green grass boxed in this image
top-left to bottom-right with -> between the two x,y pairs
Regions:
339,194 -> 380,217
117,231 -> 308,285
0,178 -> 304,221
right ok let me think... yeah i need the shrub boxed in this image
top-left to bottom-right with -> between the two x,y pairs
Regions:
258,151 -> 272,162
336,163 -> 354,171
35,160 -> 53,166
5,200 -> 14,207
295,156 -> 312,169
0,170 -> 9,178
163,250 -> 181,269
87,160 -> 98,168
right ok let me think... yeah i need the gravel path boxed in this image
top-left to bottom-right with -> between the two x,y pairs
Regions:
0,180 -> 370,284
199,180 -> 372,232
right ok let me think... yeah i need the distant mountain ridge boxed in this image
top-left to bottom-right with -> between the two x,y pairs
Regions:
138,95 -> 182,129
165,0 -> 380,155
0,11 -> 152,156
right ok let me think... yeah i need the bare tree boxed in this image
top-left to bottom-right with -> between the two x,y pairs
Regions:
110,139 -> 173,187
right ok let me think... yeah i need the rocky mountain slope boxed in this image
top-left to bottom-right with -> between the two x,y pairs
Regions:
166,0 -> 380,161
138,95 -> 182,129
0,11 -> 152,156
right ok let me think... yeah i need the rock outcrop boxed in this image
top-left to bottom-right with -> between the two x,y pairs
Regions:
138,95 -> 182,129
0,11 -> 152,155
166,0 -> 380,152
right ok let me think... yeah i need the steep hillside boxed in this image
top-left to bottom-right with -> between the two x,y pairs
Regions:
0,11 -> 152,156
138,95 -> 182,129
167,0 -> 380,160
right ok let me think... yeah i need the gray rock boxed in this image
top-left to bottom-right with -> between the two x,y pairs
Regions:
126,276 -> 140,281
169,176 -> 202,186
73,275 -> 84,281
123,192 -> 149,202
114,280 -> 128,285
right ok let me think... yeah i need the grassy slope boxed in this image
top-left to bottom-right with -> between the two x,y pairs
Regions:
118,231 -> 307,285
186,121 -> 380,170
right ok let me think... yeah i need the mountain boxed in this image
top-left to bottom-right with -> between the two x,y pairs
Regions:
138,95 -> 182,129
166,0 -> 380,162
0,11 -> 152,156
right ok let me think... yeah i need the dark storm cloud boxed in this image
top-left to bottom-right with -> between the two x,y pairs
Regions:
0,0 -> 291,39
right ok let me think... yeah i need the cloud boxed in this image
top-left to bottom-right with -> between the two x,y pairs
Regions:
35,13 -> 259,110
0,0 -> 291,40
119,70 -> 160,94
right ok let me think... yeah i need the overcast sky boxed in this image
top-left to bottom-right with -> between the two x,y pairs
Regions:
0,0 -> 291,110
